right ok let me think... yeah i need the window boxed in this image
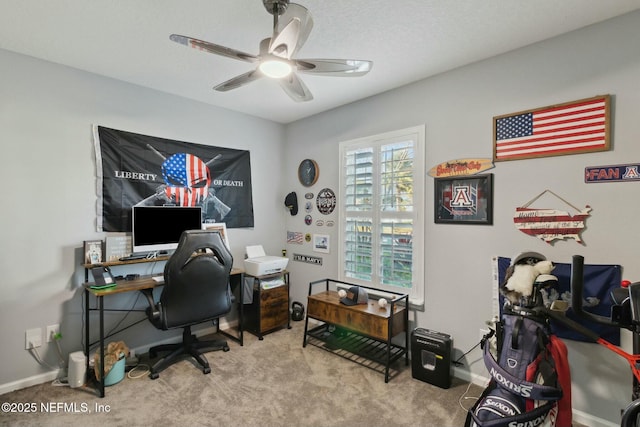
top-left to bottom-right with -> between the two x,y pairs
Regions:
339,125 -> 425,305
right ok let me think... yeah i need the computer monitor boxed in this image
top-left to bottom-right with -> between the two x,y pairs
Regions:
131,206 -> 203,254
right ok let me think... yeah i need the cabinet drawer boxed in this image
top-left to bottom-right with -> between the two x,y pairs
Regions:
259,285 -> 288,306
261,306 -> 289,331
259,285 -> 288,331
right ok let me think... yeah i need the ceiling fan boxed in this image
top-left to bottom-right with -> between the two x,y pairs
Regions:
169,0 -> 372,102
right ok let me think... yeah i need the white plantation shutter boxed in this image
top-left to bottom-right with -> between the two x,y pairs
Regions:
339,126 -> 425,304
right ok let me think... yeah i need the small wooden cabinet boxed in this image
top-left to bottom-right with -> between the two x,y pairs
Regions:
244,272 -> 291,340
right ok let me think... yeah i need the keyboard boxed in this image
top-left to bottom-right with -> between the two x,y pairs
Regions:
152,276 -> 164,283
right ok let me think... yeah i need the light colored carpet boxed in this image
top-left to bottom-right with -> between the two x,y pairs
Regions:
1,321 -> 484,427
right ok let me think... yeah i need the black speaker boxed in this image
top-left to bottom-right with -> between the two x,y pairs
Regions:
411,328 -> 452,389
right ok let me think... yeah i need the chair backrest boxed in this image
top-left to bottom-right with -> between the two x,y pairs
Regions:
159,230 -> 233,329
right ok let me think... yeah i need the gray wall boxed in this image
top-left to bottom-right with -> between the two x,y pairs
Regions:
283,11 -> 640,427
2,10 -> 640,427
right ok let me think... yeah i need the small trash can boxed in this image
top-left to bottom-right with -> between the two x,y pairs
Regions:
411,328 -> 452,389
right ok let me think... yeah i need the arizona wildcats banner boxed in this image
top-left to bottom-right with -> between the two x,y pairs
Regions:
93,125 -> 254,231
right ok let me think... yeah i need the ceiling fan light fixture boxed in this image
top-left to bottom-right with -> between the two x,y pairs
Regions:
259,59 -> 292,78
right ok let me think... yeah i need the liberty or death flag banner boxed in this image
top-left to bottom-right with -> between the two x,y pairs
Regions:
93,125 -> 254,231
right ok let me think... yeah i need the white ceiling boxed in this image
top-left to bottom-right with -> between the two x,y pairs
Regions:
2,0 -> 639,124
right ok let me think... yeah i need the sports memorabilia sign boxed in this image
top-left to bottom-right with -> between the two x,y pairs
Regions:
513,190 -> 591,244
585,163 -> 640,183
427,158 -> 494,178
316,188 -> 336,215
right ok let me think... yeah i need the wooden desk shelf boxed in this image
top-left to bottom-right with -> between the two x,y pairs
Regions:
303,279 -> 409,383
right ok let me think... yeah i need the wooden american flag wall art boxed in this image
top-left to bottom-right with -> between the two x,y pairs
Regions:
493,95 -> 611,161
513,189 -> 591,245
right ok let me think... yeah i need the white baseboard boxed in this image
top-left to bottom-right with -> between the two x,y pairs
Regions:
453,365 -> 490,388
571,409 -> 618,427
0,370 -> 61,395
0,319 -> 240,396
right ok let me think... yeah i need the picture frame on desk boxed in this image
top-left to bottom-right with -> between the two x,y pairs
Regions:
104,233 -> 132,262
202,223 -> 230,249
84,240 -> 104,264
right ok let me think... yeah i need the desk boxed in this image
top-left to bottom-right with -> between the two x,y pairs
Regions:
84,267 -> 244,397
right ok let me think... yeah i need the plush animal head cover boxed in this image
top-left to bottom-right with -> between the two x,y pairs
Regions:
505,261 -> 554,296
501,251 -> 554,304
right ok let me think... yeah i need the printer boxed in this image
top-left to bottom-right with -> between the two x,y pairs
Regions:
243,245 -> 289,276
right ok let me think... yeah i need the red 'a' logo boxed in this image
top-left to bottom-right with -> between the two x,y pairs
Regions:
623,166 -> 640,179
451,185 -> 473,208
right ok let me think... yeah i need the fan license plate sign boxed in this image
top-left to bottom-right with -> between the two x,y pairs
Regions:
585,164 -> 640,183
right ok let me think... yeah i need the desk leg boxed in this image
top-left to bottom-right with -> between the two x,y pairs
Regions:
98,296 -> 105,398
220,272 -> 244,346
239,273 -> 244,346
84,289 -> 90,383
404,305 -> 409,366
302,314 -> 310,348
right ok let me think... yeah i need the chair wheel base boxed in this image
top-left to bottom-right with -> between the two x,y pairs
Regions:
223,346 -> 230,352
203,367 -> 211,374
149,372 -> 159,380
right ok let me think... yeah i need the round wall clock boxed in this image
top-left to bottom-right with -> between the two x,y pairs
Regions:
298,159 -> 319,187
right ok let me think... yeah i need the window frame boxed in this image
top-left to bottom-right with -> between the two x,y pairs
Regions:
338,125 -> 425,306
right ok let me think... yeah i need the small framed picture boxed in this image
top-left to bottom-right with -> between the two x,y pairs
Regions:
84,240 -> 104,264
434,173 -> 493,225
313,234 -> 330,253
202,223 -> 230,249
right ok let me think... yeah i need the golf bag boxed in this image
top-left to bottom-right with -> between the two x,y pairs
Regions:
465,310 -> 572,427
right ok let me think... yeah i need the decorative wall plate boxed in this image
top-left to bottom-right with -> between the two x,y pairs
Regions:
316,188 -> 336,215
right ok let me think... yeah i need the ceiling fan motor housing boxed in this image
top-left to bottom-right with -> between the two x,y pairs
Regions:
263,0 -> 290,16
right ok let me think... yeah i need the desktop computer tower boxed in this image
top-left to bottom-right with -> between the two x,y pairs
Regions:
411,328 -> 452,389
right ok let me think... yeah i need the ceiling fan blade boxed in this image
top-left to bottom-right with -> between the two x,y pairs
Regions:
213,69 -> 264,92
269,17 -> 300,59
270,3 -> 313,59
277,72 -> 313,102
295,59 -> 373,76
170,34 -> 258,63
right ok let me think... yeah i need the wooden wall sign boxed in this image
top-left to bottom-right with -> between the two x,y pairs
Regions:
428,158 -> 494,178
513,190 -> 591,244
585,163 -> 640,183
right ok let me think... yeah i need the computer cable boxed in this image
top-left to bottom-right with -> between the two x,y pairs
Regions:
127,364 -> 151,379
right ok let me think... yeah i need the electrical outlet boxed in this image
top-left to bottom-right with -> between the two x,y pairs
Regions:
46,324 -> 60,342
479,328 -> 490,342
25,328 -> 42,350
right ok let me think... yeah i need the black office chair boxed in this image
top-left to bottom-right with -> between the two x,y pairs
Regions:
143,230 -> 233,379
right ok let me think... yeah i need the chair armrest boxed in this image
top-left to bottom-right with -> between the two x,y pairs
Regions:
140,288 -> 160,321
